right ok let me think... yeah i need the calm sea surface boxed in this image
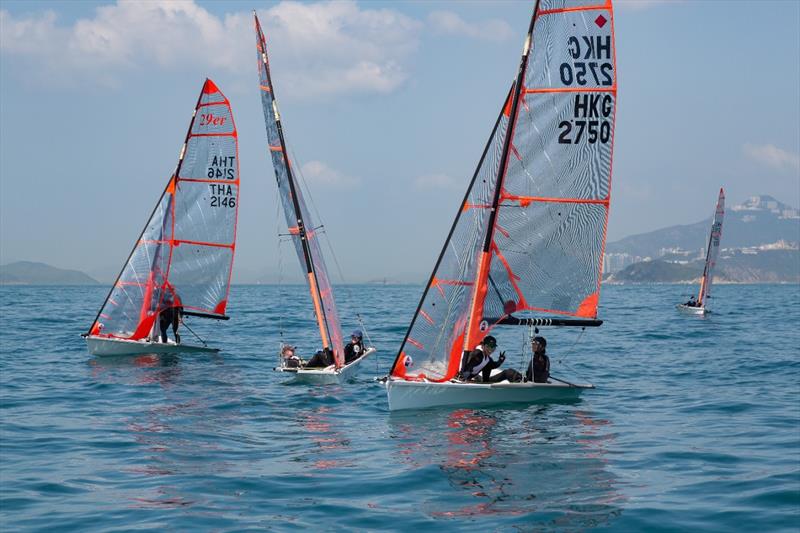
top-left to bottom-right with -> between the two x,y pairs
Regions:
1,284 -> 798,531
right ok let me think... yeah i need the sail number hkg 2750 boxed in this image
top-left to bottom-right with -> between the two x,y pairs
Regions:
559,36 -> 613,87
558,94 -> 612,145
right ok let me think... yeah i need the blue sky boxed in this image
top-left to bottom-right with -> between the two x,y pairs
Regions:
1,0 -> 798,283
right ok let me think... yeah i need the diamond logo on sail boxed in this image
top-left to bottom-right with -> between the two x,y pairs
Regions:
595,14 -> 607,28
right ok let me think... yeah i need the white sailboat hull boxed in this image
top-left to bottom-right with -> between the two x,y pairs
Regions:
277,347 -> 376,384
86,336 -> 220,356
384,377 -> 592,411
676,304 -> 709,315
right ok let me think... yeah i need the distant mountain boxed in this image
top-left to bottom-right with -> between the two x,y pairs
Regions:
607,195 -> 800,258
608,249 -> 799,284
0,261 -> 99,285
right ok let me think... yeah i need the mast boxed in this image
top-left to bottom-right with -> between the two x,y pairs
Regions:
390,84 -> 514,375
86,82 -> 209,336
255,14 -> 334,352
462,1 -> 540,353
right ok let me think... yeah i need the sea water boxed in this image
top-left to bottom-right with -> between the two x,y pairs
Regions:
1,284 -> 798,531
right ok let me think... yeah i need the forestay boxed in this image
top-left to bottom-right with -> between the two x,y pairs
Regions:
698,188 -> 725,306
391,0 -> 617,382
88,79 -> 239,340
255,14 -> 345,366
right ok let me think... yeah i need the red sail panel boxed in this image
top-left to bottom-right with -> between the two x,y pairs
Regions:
255,15 -> 344,364
89,79 -> 239,340
480,1 -> 616,329
698,188 -> 725,305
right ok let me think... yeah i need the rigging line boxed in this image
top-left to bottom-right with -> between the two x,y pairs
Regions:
556,326 -> 586,365
276,185 -> 285,348
288,146 -> 371,338
180,317 -> 208,347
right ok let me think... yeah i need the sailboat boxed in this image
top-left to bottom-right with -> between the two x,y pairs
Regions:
84,79 -> 240,356
677,188 -> 725,316
254,14 -> 375,383
384,0 -> 617,410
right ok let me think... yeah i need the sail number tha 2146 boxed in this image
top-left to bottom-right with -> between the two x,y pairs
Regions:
207,155 -> 236,208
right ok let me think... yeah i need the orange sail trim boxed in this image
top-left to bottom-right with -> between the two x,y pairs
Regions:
420,310 -> 435,325
491,242 -> 528,310
197,101 -> 228,108
537,3 -> 611,17
203,79 -> 221,94
173,239 -> 235,249
462,202 -> 493,212
178,177 -> 241,185
524,87 -> 616,94
189,132 -> 237,138
500,193 -> 610,206
575,291 -> 599,318
165,177 -> 176,195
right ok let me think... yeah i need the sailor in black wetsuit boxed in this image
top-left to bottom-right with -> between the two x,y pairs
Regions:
460,335 -> 522,383
525,336 -> 550,383
158,305 -> 182,344
344,330 -> 365,364
305,347 -> 334,368
685,295 -> 699,307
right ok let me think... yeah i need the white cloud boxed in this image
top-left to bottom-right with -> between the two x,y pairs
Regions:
300,160 -> 359,187
0,0 -> 421,96
743,143 -> 800,173
414,173 -> 462,190
427,10 -> 513,42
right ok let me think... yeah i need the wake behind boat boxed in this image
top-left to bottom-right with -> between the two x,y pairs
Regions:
84,79 -> 240,356
677,188 -> 725,316
384,0 -> 618,410
255,14 -> 375,383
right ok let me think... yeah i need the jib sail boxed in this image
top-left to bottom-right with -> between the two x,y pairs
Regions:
88,79 -> 240,340
255,14 -> 345,366
391,0 -> 617,382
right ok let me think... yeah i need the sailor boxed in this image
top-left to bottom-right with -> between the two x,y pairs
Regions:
460,335 -> 522,383
158,291 -> 182,344
685,295 -> 698,307
525,336 -> 550,383
305,347 -> 334,368
344,330 -> 365,364
281,345 -> 303,368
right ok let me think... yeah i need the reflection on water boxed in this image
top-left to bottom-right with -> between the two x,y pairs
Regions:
389,405 -> 624,528
296,405 -> 353,471
86,354 -> 242,511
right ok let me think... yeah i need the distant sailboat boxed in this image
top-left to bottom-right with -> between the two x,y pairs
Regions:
254,13 -> 375,383
84,79 -> 240,356
384,0 -> 617,410
677,188 -> 725,316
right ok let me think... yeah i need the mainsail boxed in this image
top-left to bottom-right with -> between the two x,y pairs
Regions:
391,0 -> 616,382
698,188 -> 725,306
88,79 -> 240,340
255,14 -> 345,366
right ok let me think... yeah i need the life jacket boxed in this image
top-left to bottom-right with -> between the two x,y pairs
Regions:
467,346 -> 490,378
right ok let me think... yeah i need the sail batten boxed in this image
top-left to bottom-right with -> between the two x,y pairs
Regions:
255,14 -> 344,365
88,79 -> 240,340
392,0 -> 616,383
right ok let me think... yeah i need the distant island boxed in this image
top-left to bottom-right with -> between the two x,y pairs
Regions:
0,261 -> 99,285
605,195 -> 799,284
